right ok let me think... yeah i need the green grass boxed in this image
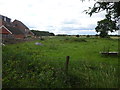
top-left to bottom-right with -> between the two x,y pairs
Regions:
2,36 -> 119,88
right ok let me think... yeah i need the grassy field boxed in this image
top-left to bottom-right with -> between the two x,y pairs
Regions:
2,36 -> 119,88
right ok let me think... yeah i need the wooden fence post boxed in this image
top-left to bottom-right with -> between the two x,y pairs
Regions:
65,56 -> 70,73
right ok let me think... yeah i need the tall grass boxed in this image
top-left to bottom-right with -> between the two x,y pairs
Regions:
2,36 -> 119,88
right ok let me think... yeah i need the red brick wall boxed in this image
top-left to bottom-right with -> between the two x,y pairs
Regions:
14,34 -> 25,39
12,20 -> 28,32
0,27 -> 11,34
2,34 -> 14,38
12,20 -> 34,36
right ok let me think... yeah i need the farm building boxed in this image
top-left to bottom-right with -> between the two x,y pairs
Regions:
12,19 -> 34,37
0,14 -> 34,39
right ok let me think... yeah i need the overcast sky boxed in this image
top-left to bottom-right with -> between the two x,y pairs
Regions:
0,0 -> 119,35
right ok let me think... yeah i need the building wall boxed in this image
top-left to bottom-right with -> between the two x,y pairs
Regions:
0,19 -> 2,26
0,27 -> 11,34
12,20 -> 29,32
2,34 -> 14,39
0,26 -> 13,39
0,25 -> 25,39
14,34 -> 25,39
13,20 -> 35,36
2,34 -> 25,39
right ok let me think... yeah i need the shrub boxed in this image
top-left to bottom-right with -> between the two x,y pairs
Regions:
86,35 -> 90,38
76,35 -> 79,38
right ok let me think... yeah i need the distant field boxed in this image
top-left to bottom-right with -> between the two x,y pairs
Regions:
110,36 -> 120,39
2,36 -> 119,88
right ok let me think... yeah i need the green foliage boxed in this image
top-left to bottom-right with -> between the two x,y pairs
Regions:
56,34 -> 68,36
31,30 -> 55,36
85,2 -> 120,19
86,35 -> 90,38
76,35 -> 79,38
2,36 -> 119,88
85,1 -> 120,37
99,31 -> 108,38
95,18 -> 118,38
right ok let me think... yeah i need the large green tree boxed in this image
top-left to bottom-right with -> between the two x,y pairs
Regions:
95,18 -> 118,37
84,1 -> 120,37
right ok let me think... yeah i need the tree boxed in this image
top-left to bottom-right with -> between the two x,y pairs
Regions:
95,18 -> 117,37
84,1 -> 120,37
86,2 -> 120,18
95,14 -> 119,37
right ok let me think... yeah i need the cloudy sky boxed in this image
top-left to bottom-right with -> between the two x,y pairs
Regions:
0,0 -> 119,35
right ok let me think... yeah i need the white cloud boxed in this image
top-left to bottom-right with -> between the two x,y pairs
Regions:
1,0 -> 116,35
109,30 -> 120,35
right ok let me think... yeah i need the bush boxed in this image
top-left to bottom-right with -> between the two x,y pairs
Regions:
86,35 -> 90,38
76,35 -> 79,38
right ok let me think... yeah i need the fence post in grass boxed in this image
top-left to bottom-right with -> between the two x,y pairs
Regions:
65,56 -> 70,73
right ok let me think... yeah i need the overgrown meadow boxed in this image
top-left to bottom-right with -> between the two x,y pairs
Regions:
2,36 -> 119,88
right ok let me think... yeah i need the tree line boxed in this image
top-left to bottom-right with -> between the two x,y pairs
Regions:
31,30 -> 55,36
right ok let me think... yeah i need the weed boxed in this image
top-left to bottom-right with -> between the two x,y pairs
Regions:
2,36 -> 119,88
